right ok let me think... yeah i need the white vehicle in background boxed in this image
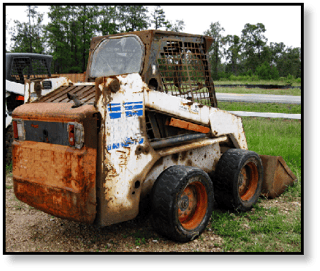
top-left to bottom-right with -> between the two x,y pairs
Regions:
5,53 -> 71,164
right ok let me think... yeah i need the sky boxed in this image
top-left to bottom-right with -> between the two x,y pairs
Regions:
4,3 -> 302,50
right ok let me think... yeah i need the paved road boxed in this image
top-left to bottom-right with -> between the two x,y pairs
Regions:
216,93 -> 301,104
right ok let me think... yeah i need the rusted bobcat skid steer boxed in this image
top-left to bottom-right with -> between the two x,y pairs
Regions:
12,30 -> 296,242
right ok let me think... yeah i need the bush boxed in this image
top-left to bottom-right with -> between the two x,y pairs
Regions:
246,69 -> 253,77
270,66 -> 279,80
250,75 -> 259,81
285,74 -> 296,86
279,77 -> 286,82
218,71 -> 232,80
255,61 -> 280,80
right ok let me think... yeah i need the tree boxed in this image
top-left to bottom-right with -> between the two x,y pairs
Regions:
45,6 -> 71,73
166,19 -> 185,32
241,23 -> 268,72
150,6 -> 169,30
223,35 -> 241,75
98,6 -> 119,35
281,47 -> 301,78
204,22 -> 225,80
255,61 -> 279,80
77,6 -> 99,72
118,6 -> 149,32
269,42 -> 286,65
10,5 -> 46,53
45,5 -> 99,73
269,42 -> 300,78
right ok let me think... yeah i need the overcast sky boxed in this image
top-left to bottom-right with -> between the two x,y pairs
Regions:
5,3 -> 302,50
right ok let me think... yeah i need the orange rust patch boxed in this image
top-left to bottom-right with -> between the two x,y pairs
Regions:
12,141 -> 97,224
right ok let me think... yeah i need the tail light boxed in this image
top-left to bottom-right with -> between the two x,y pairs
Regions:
12,120 -> 18,139
68,124 -> 75,146
68,122 -> 84,149
16,95 -> 24,101
12,119 -> 25,140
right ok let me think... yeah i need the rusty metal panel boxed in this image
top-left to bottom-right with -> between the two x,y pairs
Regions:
12,102 -> 98,223
53,73 -> 86,83
13,141 -> 97,223
13,102 -> 95,122
260,155 -> 297,198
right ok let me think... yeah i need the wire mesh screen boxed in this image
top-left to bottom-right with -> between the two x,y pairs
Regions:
157,40 -> 215,107
10,57 -> 50,83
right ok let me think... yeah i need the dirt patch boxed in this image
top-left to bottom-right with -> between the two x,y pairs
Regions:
5,174 -> 224,253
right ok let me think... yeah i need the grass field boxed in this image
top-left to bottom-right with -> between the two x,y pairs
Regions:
218,102 -> 301,114
215,86 -> 301,96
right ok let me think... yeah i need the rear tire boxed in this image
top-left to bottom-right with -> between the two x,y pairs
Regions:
213,149 -> 263,212
151,165 -> 214,242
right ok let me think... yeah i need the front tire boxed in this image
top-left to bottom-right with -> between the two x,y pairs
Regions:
150,165 -> 214,242
213,149 -> 263,212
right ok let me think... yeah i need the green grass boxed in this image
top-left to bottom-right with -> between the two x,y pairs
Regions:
6,163 -> 12,174
218,102 -> 301,114
211,204 -> 301,252
215,86 -> 301,96
211,117 -> 301,252
243,118 -> 301,175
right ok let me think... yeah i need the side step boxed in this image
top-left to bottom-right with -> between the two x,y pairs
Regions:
259,155 -> 298,198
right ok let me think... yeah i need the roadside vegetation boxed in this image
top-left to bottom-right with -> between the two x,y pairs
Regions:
216,75 -> 301,87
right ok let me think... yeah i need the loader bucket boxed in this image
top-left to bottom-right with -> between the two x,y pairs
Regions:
259,155 -> 297,198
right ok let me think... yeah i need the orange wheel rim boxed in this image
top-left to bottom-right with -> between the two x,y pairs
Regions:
178,181 -> 208,230
238,162 -> 259,201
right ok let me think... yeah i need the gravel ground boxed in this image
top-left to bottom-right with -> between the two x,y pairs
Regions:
5,174 -> 224,253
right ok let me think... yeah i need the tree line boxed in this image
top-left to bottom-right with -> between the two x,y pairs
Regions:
205,22 -> 301,81
7,5 -> 301,81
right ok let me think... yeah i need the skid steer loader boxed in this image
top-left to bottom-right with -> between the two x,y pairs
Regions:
11,30 -> 297,242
